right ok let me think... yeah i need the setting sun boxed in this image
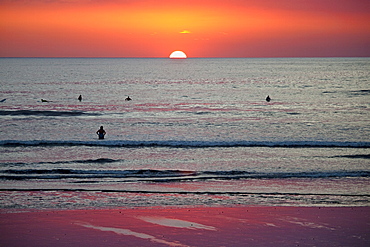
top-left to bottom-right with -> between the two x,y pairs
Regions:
169,51 -> 187,59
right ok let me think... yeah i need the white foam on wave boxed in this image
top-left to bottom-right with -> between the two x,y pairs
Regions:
1,139 -> 369,148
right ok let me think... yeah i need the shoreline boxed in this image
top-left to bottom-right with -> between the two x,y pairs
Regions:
1,205 -> 369,246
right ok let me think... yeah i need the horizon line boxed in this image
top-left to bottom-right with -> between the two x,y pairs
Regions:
1,56 -> 369,59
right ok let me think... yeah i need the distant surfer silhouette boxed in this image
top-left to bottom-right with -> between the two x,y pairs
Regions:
96,126 -> 106,139
266,95 -> 271,102
41,99 -> 49,102
125,96 -> 132,101
78,95 -> 82,101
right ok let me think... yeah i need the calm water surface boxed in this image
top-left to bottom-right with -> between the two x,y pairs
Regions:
0,58 -> 369,208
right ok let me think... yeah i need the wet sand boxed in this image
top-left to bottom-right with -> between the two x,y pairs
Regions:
1,206 -> 369,247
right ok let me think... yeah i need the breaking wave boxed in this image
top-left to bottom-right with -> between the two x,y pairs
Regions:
1,140 -> 369,148
1,168 -> 369,181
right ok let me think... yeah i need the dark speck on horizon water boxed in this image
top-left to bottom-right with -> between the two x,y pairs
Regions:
0,58 -> 369,209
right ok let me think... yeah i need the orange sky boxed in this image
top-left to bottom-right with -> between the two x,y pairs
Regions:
1,0 -> 369,57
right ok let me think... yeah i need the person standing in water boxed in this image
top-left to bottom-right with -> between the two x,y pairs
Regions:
96,126 -> 106,139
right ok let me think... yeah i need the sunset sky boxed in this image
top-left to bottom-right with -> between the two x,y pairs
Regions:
1,0 -> 369,57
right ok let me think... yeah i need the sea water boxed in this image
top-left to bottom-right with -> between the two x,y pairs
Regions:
0,58 -> 369,209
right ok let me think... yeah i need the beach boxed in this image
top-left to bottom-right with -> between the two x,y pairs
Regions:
1,206 -> 369,246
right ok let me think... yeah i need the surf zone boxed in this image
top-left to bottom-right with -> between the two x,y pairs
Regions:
1,140 -> 370,148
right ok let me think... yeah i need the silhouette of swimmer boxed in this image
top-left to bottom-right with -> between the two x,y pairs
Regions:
266,95 -> 271,102
78,95 -> 82,101
125,96 -> 132,101
41,99 -> 49,102
96,126 -> 106,139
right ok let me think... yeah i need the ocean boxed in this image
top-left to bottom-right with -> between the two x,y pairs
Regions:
0,57 -> 369,209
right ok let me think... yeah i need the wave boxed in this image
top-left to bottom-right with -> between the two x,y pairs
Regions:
1,140 -> 369,148
0,110 -> 97,117
349,89 -> 370,96
331,154 -> 370,159
0,169 -> 196,181
1,169 -> 368,181
1,158 -> 123,168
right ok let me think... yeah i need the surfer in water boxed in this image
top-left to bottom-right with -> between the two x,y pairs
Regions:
125,96 -> 132,101
96,126 -> 106,139
266,95 -> 271,102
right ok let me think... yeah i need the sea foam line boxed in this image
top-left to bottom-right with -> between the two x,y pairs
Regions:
1,169 -> 368,181
0,188 -> 369,197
